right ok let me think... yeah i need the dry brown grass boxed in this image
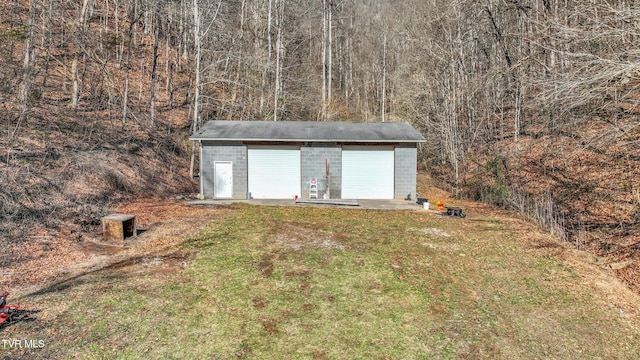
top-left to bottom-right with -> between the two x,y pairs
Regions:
1,199 -> 227,295
436,119 -> 640,294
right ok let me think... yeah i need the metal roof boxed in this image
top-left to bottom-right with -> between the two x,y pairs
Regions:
190,120 -> 426,143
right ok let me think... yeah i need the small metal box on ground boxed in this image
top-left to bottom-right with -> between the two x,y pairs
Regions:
102,214 -> 136,242
445,207 -> 466,218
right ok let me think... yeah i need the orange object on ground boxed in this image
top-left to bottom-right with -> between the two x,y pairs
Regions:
436,200 -> 445,211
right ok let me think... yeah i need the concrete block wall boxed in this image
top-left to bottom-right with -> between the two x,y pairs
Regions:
394,145 -> 418,199
201,141 -> 247,199
199,141 -> 419,200
301,145 -> 342,199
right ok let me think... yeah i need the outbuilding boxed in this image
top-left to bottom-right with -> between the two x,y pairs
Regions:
189,120 -> 426,200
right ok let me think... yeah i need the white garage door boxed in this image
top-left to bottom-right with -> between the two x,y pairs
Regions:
248,148 -> 301,199
342,149 -> 394,199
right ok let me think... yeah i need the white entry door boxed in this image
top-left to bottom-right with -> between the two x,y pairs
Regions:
342,149 -> 394,199
214,161 -> 233,198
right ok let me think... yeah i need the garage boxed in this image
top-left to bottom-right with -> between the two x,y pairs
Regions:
248,147 -> 301,199
342,148 -> 395,199
191,120 -> 424,200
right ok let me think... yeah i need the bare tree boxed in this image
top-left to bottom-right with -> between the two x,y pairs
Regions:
150,22 -> 159,127
321,0 -> 328,120
190,0 -> 222,179
122,11 -> 143,124
71,0 -> 94,110
19,0 -> 36,107
273,0 -> 284,121
535,2 -> 640,127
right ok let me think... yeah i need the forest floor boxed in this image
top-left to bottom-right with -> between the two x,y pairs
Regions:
0,198 -> 223,295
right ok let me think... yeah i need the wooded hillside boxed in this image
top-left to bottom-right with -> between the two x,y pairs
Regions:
0,0 -> 638,289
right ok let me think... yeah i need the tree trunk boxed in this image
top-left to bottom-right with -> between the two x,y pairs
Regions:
321,0 -> 327,120
150,25 -> 159,128
268,0 -> 273,58
19,0 -> 36,105
327,0 -> 332,115
190,0 -> 202,179
381,32 -> 387,122
72,56 -> 80,110
72,0 -> 93,110
273,0 -> 284,121
122,15 -> 140,124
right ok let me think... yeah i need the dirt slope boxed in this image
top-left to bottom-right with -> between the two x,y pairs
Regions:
2,199 -> 225,295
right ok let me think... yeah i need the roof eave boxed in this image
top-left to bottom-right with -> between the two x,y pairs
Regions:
190,137 -> 426,143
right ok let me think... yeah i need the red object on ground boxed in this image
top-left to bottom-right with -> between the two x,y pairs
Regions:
0,292 -> 19,326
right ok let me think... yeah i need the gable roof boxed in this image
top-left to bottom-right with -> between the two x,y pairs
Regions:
190,120 -> 426,143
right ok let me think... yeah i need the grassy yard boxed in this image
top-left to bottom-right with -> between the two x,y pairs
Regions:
3,204 -> 640,359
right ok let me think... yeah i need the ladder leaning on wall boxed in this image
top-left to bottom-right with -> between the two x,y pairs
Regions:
309,178 -> 318,199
